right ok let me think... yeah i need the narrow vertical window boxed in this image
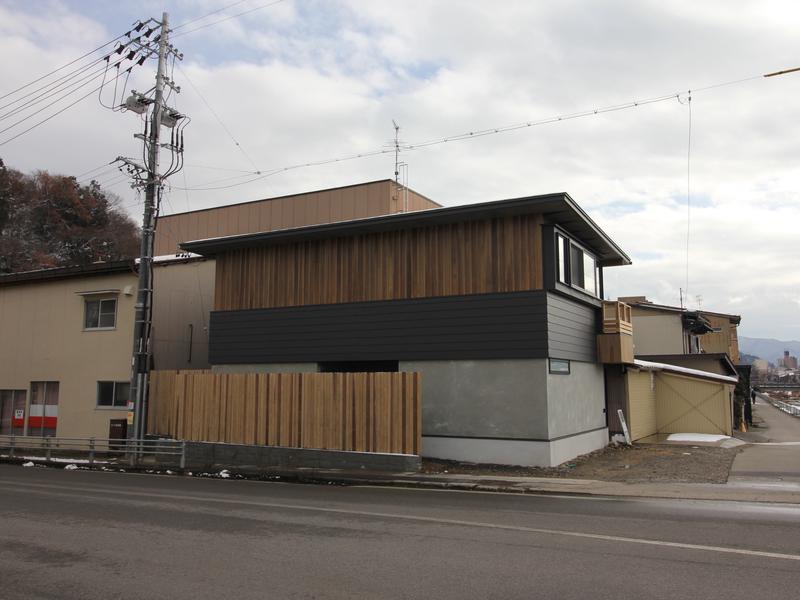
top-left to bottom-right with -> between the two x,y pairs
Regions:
557,234 -> 568,283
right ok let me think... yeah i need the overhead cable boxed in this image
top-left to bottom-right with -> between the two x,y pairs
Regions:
175,68 -> 789,192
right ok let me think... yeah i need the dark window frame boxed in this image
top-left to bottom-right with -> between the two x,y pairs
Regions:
96,381 -> 130,408
84,297 -> 118,330
554,230 -> 599,298
549,358 -> 571,375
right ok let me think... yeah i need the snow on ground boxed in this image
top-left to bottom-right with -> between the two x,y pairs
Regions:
22,461 -> 34,467
63,464 -> 79,470
667,433 -> 731,443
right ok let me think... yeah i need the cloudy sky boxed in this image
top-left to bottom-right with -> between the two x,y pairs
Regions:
1,0 -> 798,340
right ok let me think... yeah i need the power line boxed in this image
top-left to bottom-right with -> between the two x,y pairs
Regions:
0,54 -> 110,114
74,162 -> 115,180
0,33 -> 130,102
172,0 -> 254,32
171,0 -> 289,39
176,64 -> 261,172
0,65 -> 136,145
174,67 -> 789,192
0,54 -> 136,122
685,92 -> 693,306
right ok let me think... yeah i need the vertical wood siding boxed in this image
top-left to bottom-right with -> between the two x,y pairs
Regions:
214,215 -> 544,311
154,181 -> 441,255
147,370 -> 422,455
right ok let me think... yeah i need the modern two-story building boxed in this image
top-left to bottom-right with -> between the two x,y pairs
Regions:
182,192 -> 632,467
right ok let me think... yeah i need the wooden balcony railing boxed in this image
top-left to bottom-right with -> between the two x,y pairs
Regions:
602,301 -> 633,335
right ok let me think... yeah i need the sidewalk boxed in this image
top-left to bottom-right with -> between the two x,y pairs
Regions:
267,465 -> 800,504
729,398 -> 800,491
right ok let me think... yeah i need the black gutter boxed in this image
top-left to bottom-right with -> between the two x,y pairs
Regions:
0,260 -> 137,287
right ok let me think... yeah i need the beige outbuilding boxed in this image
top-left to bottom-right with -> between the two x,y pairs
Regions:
621,360 -> 736,441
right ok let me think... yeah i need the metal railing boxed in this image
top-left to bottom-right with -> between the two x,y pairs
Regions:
0,435 -> 185,469
757,393 -> 800,417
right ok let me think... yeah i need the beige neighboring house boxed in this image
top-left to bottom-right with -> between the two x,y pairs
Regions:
0,261 -> 137,440
0,256 -> 217,440
618,296 -> 741,360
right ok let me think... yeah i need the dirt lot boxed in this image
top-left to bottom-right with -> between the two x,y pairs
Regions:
421,443 -> 742,484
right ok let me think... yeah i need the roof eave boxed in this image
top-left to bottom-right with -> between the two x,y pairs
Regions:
182,192 -> 632,266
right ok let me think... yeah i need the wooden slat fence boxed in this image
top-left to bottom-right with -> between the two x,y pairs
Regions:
147,370 -> 421,455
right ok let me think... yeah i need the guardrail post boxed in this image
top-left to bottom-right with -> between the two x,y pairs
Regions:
45,436 -> 52,462
180,440 -> 186,471
89,438 -> 95,465
9,434 -> 15,459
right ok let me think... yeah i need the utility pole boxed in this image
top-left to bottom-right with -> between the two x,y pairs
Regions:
120,12 -> 186,440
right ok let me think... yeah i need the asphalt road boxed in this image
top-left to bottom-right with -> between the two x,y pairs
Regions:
2,464 -> 800,599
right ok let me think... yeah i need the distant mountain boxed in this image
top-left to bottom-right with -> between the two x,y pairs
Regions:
739,336 -> 800,363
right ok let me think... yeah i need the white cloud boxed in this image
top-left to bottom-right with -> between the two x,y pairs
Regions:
1,0 -> 799,339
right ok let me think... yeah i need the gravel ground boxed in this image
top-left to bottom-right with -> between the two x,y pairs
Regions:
421,443 -> 743,484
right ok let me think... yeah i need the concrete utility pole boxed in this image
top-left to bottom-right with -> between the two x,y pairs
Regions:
129,12 -> 172,440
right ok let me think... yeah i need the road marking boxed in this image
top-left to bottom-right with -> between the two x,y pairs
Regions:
3,478 -> 800,562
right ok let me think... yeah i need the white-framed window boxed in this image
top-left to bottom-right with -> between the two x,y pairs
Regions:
97,381 -> 130,408
549,358 -> 571,375
84,298 -> 117,329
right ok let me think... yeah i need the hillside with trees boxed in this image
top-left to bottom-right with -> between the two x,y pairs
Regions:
0,158 -> 139,274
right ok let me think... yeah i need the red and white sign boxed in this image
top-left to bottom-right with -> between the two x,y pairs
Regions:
28,404 -> 57,429
12,409 -> 24,427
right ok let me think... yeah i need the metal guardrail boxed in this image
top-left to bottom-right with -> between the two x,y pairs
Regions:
757,393 -> 800,417
0,435 -> 185,469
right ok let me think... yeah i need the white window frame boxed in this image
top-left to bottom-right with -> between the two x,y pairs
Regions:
549,358 -> 571,375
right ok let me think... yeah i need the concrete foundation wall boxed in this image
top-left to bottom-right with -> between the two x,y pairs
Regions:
423,427 -> 608,467
400,359 -> 549,439
546,360 -> 607,439
183,441 -> 420,473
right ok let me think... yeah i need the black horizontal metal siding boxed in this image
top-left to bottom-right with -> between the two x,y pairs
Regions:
209,291 -> 550,364
546,292 -> 599,362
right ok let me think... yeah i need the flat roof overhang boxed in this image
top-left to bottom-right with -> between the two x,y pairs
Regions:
181,192 -> 632,267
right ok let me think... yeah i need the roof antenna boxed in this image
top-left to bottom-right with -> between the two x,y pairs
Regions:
392,119 -> 400,185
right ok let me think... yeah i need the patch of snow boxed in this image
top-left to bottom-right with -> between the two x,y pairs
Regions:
22,461 -> 34,467
667,433 -> 730,443
165,470 -> 174,475
218,469 -> 231,479
63,464 -> 79,470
